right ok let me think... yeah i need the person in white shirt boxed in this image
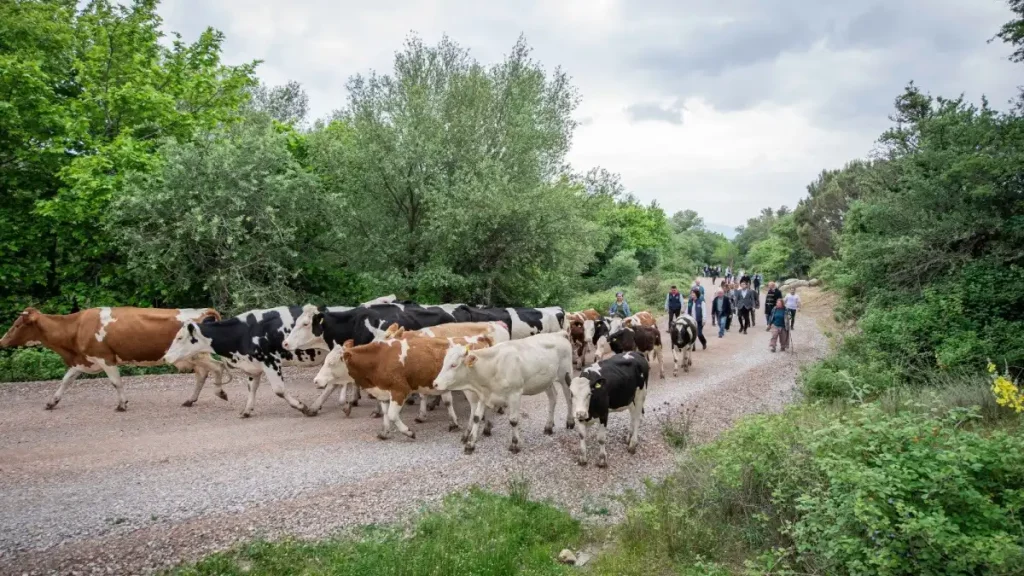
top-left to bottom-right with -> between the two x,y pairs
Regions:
784,286 -> 801,329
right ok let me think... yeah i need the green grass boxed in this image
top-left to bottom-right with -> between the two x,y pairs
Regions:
171,488 -> 581,576
0,347 -> 178,383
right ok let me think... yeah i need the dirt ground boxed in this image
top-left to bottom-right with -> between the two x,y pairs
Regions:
0,283 -> 833,575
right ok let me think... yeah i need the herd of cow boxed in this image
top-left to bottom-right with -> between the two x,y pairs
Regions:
0,296 -> 700,466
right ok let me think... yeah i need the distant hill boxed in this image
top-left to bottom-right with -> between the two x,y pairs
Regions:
704,222 -> 738,239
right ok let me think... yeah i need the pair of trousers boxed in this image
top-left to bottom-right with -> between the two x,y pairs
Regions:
695,321 -> 707,348
668,309 -> 681,326
770,326 -> 789,351
717,315 -> 727,337
787,309 -> 797,327
738,308 -> 751,332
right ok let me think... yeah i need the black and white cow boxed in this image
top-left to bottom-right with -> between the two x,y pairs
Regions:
607,325 -> 665,379
447,306 -> 565,339
590,317 -> 615,361
669,314 -> 698,376
163,306 -> 335,418
568,352 -> 649,467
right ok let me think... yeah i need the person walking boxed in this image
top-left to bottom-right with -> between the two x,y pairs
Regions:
753,273 -> 762,293
711,288 -> 732,338
711,267 -> 718,285
768,299 -> 790,352
665,285 -> 683,325
609,291 -> 631,319
693,279 -> 706,302
763,281 -> 783,330
734,276 -> 756,334
784,286 -> 801,330
686,288 -> 708,350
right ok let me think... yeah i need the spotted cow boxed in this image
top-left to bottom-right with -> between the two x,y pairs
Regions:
569,352 -> 649,467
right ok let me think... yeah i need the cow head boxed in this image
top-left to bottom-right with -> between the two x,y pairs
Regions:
568,319 -> 585,341
433,344 -> 477,391
607,328 -> 633,354
313,342 -> 355,389
569,363 -> 603,421
0,308 -> 44,348
282,304 -> 326,351
163,322 -> 213,364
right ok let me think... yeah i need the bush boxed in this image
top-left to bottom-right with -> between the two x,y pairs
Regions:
598,250 -> 641,290
173,488 -> 580,575
594,386 -> 1024,576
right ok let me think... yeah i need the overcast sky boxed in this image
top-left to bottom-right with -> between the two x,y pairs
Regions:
159,0 -> 1020,230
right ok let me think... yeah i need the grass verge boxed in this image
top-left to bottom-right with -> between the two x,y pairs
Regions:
171,487 -> 581,576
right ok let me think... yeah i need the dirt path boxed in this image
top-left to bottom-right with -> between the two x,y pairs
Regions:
0,284 -> 832,575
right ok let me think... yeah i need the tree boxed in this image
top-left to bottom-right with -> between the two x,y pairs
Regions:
109,115 -> 337,312
994,0 -> 1024,63
670,209 -> 704,233
793,160 -> 882,258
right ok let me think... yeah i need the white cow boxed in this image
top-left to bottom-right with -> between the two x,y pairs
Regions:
433,332 -> 574,454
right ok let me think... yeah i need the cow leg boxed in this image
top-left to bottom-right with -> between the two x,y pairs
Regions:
45,367 -> 83,410
382,392 -> 415,440
100,364 -> 128,412
442,392 -> 460,432
306,381 -> 340,416
507,392 -> 523,454
415,396 -> 429,423
241,372 -> 262,418
427,395 -> 441,411
560,369 -> 575,430
182,365 -> 206,407
464,395 -> 487,454
627,402 -> 642,454
671,346 -> 680,377
377,398 -> 394,439
596,421 -> 609,468
656,344 -> 665,379
263,366 -> 309,414
577,420 -> 589,466
542,385 -> 557,435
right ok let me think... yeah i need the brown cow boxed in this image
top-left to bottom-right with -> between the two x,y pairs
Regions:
565,309 -> 602,369
622,311 -> 656,329
0,307 -> 229,411
311,333 -> 496,440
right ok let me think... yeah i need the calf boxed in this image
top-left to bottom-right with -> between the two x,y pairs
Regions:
164,307 -> 328,417
569,352 -> 649,467
433,332 -> 574,454
566,309 -> 601,368
669,314 -> 698,375
607,325 -> 665,379
0,307 -> 229,411
311,333 -> 496,438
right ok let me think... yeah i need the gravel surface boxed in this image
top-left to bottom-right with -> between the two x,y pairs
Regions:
0,284 -> 832,575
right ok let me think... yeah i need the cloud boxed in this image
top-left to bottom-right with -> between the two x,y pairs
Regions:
157,0 -> 1022,226
624,101 -> 685,124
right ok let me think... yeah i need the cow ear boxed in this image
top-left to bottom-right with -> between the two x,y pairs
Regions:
343,339 -> 355,349
313,313 -> 323,328
466,353 -> 477,367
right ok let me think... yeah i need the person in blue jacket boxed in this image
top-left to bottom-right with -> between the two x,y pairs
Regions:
609,291 -> 631,318
686,288 -> 708,350
665,285 -> 683,325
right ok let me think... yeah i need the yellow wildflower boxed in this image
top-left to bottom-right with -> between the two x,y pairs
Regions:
989,360 -> 1024,414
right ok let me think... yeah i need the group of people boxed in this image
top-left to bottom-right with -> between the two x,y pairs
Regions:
611,270 -> 801,356
702,265 -> 764,290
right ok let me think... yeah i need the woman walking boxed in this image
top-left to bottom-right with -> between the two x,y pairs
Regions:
768,299 -> 790,352
686,288 -> 708,350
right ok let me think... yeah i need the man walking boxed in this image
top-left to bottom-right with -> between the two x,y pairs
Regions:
763,281 -> 783,330
753,273 -> 762,293
711,289 -> 732,338
768,299 -> 790,352
665,285 -> 683,326
784,286 -> 801,330
734,276 -> 756,334
686,288 -> 708,350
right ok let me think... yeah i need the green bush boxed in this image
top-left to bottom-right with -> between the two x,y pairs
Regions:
594,387 -> 1024,576
173,488 -> 580,576
597,250 -> 641,290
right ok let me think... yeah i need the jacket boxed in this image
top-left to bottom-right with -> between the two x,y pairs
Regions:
609,300 -> 631,318
711,295 -> 733,318
665,291 -> 682,312
734,288 -> 756,310
686,298 -> 704,324
764,288 -> 783,311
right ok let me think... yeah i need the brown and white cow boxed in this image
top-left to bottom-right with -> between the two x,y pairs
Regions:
565,309 -> 601,369
622,311 -> 656,329
0,307 -> 229,411
310,333 -> 497,439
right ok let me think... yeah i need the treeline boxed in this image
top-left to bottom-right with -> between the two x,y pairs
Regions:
3,0 -> 722,329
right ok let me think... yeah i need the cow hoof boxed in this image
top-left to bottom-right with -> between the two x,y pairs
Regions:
414,416 -> 426,424
543,425 -> 554,435
405,431 -> 416,439
302,408 -> 319,417
44,402 -> 57,411
483,426 -> 492,437
115,405 -> 127,412
578,458 -> 588,467
351,399 -> 359,407
342,406 -> 352,417
377,432 -> 390,441
216,390 -> 228,401
627,444 -> 637,455
448,423 -> 460,432
566,420 -> 576,430
464,444 -> 476,454
181,400 -> 195,407
240,412 -> 251,419
596,457 -> 608,468
496,406 -> 505,415
461,432 -> 470,444
509,443 -> 521,454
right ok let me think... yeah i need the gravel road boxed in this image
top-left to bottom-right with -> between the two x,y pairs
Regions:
0,284 -> 832,575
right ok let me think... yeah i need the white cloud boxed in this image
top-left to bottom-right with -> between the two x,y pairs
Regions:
158,0 -> 1021,226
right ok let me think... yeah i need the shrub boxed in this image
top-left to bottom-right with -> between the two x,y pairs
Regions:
598,250 -> 641,290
